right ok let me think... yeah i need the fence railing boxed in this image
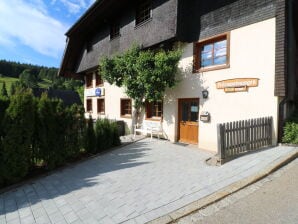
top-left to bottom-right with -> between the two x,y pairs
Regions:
217,117 -> 273,161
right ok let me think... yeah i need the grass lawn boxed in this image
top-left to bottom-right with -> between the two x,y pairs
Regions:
0,76 -> 19,93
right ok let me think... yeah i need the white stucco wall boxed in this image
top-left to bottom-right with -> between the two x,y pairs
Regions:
163,18 -> 278,151
84,18 -> 278,152
84,75 -> 134,134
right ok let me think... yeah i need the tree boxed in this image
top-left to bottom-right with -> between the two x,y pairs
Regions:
1,89 -> 35,183
99,46 -> 181,121
0,82 -> 8,97
20,69 -> 38,88
10,82 -> 16,95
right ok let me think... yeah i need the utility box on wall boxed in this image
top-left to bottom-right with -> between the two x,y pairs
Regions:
200,111 -> 210,122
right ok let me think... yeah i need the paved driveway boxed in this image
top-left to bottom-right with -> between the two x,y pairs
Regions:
0,139 -> 296,224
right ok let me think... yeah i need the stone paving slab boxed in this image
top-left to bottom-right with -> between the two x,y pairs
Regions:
0,139 -> 296,224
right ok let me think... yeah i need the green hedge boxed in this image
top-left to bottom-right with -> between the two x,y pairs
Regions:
0,88 -> 121,187
282,111 -> 298,144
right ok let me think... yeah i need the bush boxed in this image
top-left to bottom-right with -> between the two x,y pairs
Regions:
282,111 -> 298,144
1,89 -> 35,183
95,118 -> 121,152
84,116 -> 96,154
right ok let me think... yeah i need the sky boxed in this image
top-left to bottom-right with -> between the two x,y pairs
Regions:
0,0 -> 96,68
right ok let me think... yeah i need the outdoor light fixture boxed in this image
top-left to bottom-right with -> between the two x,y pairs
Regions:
202,90 -> 209,99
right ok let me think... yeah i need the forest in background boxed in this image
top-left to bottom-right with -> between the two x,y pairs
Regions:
0,60 -> 84,98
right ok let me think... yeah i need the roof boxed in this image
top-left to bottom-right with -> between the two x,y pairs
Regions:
32,88 -> 82,107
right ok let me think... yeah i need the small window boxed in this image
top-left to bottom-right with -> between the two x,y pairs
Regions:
194,33 -> 230,72
86,73 -> 93,88
146,101 -> 163,120
96,72 -> 103,86
86,40 -> 93,52
86,99 -> 92,112
110,23 -> 120,40
136,0 -> 151,26
97,99 -> 105,114
120,99 -> 132,118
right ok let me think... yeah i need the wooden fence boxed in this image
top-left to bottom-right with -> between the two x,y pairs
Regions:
217,117 -> 273,161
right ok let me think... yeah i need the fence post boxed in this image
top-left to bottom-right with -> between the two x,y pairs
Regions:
217,124 -> 225,160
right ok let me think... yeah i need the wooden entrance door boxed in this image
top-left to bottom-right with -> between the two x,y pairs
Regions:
178,98 -> 199,144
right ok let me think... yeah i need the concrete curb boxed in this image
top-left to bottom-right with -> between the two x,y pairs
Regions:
148,149 -> 298,224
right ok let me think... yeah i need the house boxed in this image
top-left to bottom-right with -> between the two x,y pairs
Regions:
59,0 -> 298,152
32,88 -> 82,107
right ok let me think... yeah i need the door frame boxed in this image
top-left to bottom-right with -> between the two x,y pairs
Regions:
177,98 -> 200,144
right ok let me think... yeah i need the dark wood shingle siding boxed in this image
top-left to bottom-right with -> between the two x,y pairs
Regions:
275,0 -> 287,96
75,0 -> 178,73
177,0 -> 276,42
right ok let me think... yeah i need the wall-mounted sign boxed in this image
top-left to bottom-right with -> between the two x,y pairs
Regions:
95,88 -> 101,96
216,78 -> 259,93
200,111 -> 210,122
85,88 -> 105,97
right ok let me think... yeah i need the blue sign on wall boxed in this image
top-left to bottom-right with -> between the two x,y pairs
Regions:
95,88 -> 101,96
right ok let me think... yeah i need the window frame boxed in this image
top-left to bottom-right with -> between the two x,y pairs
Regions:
193,32 -> 230,73
120,98 -> 132,118
146,101 -> 163,121
135,0 -> 152,26
85,73 -> 93,88
95,72 -> 103,86
97,98 -> 105,114
86,99 -> 92,113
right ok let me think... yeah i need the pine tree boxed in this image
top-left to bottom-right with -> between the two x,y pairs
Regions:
10,82 -> 16,95
0,82 -> 8,97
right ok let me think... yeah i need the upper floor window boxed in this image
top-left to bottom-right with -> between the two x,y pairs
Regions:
96,72 -> 103,86
136,0 -> 152,26
110,23 -> 120,40
120,99 -> 132,118
86,39 -> 93,52
194,33 -> 230,72
86,73 -> 93,88
146,101 -> 163,120
86,99 -> 92,112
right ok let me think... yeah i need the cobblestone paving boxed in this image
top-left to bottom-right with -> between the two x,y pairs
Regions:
0,138 -> 296,224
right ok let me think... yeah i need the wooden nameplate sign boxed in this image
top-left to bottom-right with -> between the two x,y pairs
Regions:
216,78 -> 259,93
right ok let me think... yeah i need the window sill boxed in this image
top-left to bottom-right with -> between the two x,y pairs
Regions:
193,64 -> 230,73
135,18 -> 152,29
121,115 -> 132,119
145,118 -> 162,121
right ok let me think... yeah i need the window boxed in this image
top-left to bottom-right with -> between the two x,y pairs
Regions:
120,99 -> 132,117
86,73 -> 93,88
97,99 -> 105,114
194,33 -> 230,72
86,40 -> 93,52
96,72 -> 103,86
136,0 -> 151,26
110,23 -> 120,40
86,99 -> 92,112
146,101 -> 163,120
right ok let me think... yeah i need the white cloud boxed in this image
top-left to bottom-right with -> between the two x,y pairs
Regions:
0,0 -> 68,58
58,0 -> 96,15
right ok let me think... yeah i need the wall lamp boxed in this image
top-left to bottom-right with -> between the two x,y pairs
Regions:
202,90 -> 209,99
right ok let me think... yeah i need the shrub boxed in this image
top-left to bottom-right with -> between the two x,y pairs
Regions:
84,116 -> 96,153
95,118 -> 121,152
1,89 -> 35,183
282,111 -> 298,144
